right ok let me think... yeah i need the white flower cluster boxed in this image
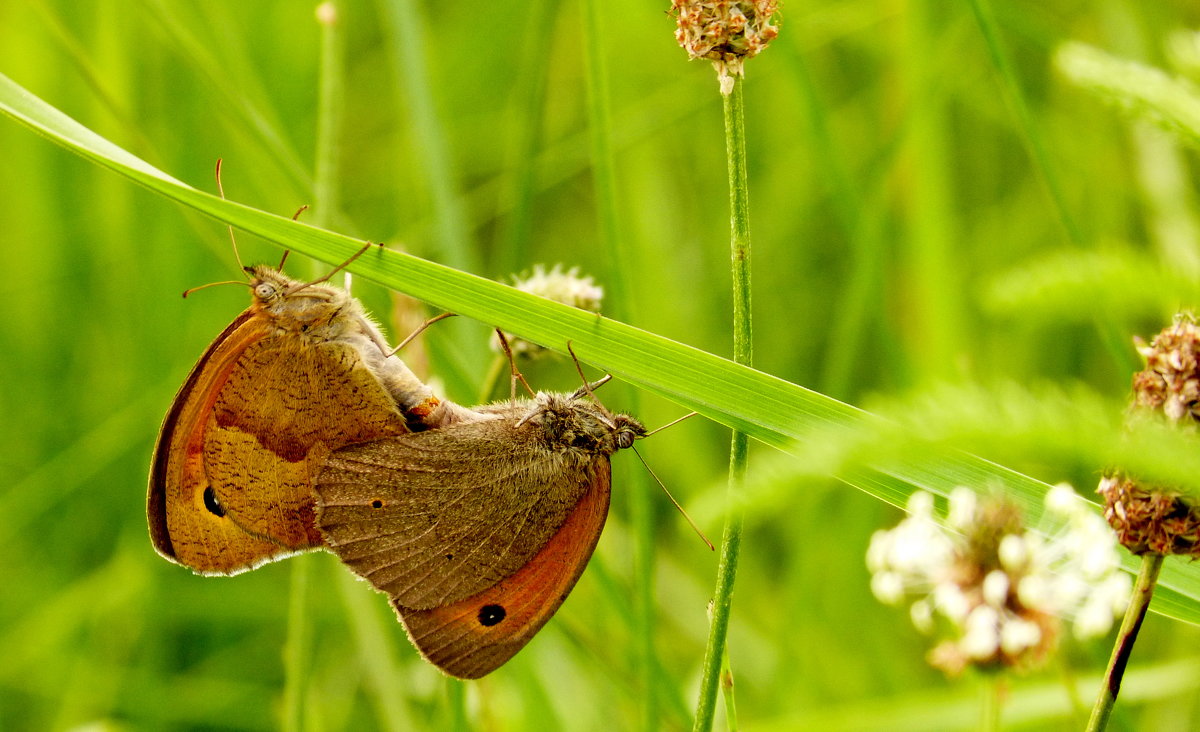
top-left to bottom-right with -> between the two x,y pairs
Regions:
512,264 -> 603,312
867,485 -> 1130,674
498,265 -> 604,356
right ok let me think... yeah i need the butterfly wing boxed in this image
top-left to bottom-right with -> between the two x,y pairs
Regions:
314,412 -> 594,608
149,312 -> 292,574
394,460 -> 611,679
204,335 -> 411,546
149,311 -> 412,574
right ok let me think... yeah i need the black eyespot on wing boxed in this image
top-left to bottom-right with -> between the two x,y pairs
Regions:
478,604 -> 506,627
370,499 -> 384,509
203,486 -> 226,517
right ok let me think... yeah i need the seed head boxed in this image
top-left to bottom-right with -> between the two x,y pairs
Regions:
672,0 -> 780,94
1099,316 -> 1200,556
1098,474 -> 1200,556
1132,316 -> 1200,423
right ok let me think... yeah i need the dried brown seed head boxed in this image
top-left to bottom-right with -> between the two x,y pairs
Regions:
672,0 -> 780,93
1132,316 -> 1200,423
1098,473 -> 1200,556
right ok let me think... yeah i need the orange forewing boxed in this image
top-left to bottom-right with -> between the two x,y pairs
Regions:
393,461 -> 611,679
148,269 -> 424,575
149,312 -> 292,573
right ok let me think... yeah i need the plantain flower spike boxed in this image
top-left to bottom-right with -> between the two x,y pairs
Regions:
498,265 -> 603,357
672,0 -> 780,95
1098,315 -> 1200,556
868,486 -> 1129,676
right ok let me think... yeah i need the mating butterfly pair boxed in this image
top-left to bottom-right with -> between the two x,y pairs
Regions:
148,264 -> 642,678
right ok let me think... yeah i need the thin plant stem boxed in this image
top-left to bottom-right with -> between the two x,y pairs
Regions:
282,556 -> 311,732
281,6 -> 344,727
580,0 -> 655,728
694,76 -> 752,732
497,0 -> 554,275
980,676 -> 1003,732
313,0 -> 344,233
476,353 -> 507,403
900,1 -> 961,382
965,0 -> 1084,246
141,0 -> 312,197
1058,651 -> 1087,728
789,49 -> 887,401
1087,552 -> 1165,731
378,0 -> 484,396
377,0 -> 475,273
335,570 -> 412,728
965,0 -> 1135,378
447,678 -> 469,732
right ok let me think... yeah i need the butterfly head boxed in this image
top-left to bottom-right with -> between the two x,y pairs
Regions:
245,265 -> 347,333
526,392 -> 645,456
611,413 -> 646,450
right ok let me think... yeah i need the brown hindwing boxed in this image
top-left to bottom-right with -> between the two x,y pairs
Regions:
394,460 -> 611,679
315,409 -> 593,608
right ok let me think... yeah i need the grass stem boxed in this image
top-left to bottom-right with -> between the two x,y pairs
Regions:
282,557 -> 311,732
693,75 -> 752,732
1086,552 -> 1164,731
580,1 -> 656,727
281,6 -> 344,726
966,0 -> 1084,246
313,0 -> 344,234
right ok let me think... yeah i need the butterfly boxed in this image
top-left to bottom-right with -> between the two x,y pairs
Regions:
148,263 -> 481,575
314,387 -> 644,678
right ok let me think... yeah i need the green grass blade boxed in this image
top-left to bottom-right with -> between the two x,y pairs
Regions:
967,0 -> 1084,244
376,0 -> 476,273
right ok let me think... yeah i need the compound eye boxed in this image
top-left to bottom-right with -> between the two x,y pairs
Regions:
254,283 -> 276,299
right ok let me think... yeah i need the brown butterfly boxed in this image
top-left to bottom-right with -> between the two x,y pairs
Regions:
314,388 -> 645,678
148,263 -> 481,575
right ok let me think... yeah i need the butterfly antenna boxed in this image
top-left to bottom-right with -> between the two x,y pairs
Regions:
275,205 -> 309,271
565,342 -> 617,417
494,329 -> 537,400
181,280 -> 252,299
213,159 -> 247,273
633,447 -> 714,551
388,312 -> 459,357
284,242 -> 373,295
643,411 -> 700,438
568,374 -> 613,400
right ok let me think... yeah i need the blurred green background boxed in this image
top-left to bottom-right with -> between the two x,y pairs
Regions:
4,0 -> 1200,729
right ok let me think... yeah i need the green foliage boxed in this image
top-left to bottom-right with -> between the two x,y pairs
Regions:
4,0 -> 1200,730
1057,41 -> 1200,150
